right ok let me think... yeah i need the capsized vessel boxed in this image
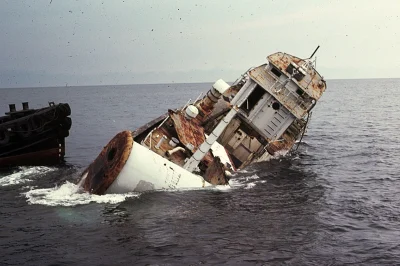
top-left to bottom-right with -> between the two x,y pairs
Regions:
79,48 -> 326,194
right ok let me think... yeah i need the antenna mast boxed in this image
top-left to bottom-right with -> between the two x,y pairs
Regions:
307,45 -> 320,59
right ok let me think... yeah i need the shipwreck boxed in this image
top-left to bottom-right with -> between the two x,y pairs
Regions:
79,48 -> 326,194
0,102 -> 71,168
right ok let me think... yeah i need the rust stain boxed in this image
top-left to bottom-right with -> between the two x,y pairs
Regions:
82,130 -> 133,195
142,126 -> 187,166
266,121 -> 297,156
196,89 -> 228,123
169,110 -> 205,153
199,99 -> 215,116
204,156 -> 229,185
267,52 -> 326,100
266,139 -> 290,156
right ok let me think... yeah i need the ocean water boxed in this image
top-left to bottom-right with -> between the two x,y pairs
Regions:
0,79 -> 399,265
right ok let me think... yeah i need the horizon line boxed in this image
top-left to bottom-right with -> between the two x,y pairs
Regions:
1,76 -> 400,90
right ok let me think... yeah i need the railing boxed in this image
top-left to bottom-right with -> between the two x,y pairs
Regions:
268,73 -> 311,117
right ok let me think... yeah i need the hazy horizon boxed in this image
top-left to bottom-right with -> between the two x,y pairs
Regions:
1,0 -> 399,88
2,76 -> 400,91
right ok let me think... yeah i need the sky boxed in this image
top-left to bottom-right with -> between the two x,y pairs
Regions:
0,0 -> 399,88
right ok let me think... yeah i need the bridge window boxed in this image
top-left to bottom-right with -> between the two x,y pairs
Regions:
240,85 -> 266,115
271,67 -> 282,77
296,88 -> 305,96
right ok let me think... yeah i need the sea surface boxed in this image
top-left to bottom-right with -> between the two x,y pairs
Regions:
0,79 -> 399,265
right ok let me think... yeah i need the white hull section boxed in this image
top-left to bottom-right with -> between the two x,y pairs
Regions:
210,139 -> 234,168
106,141 -> 213,194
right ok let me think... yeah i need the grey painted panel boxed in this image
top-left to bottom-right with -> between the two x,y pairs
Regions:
250,98 -> 295,140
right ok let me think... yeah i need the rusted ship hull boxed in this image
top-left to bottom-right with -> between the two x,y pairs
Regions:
79,49 -> 326,194
0,102 -> 71,168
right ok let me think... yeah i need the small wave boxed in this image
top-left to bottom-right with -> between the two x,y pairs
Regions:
235,174 -> 260,181
272,149 -> 290,158
0,166 -> 55,187
238,169 -> 250,173
236,169 -> 258,174
245,182 -> 256,189
24,181 -> 140,207
227,174 -> 266,190
211,184 -> 234,191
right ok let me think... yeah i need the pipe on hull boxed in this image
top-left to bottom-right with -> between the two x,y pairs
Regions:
80,130 -> 212,195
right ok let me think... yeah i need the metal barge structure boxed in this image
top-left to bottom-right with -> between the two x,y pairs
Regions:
79,48 -> 326,194
0,102 -> 71,168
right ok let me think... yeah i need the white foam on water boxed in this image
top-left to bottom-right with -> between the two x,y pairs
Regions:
236,169 -> 257,174
234,174 -> 260,181
226,178 -> 245,189
220,174 -> 262,190
272,149 -> 290,158
245,174 -> 260,181
204,183 -> 234,192
0,166 -> 54,187
21,171 -> 264,207
244,182 -> 256,189
228,174 -> 268,190
24,181 -> 140,207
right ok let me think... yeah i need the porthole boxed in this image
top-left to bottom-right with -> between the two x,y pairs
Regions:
272,102 -> 280,110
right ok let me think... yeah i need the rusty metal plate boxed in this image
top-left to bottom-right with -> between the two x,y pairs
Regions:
266,133 -> 296,156
267,52 -> 326,100
82,130 -> 133,195
169,111 -> 205,153
204,156 -> 228,185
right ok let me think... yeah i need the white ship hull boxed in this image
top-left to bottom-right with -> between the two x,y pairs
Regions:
106,140 -> 212,193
